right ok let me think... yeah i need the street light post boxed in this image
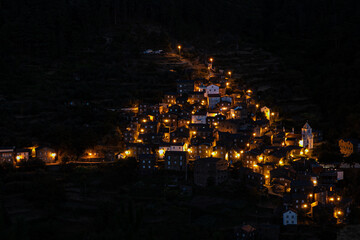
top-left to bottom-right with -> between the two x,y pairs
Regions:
209,58 -> 213,70
178,45 -> 181,56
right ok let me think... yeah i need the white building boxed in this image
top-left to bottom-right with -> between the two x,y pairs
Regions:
302,122 -> 314,149
191,112 -> 207,124
283,209 -> 297,225
169,143 -> 187,152
205,84 -> 219,97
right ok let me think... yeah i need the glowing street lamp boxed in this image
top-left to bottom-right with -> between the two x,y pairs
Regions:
209,58 -> 213,63
228,71 -> 232,78
177,45 -> 181,55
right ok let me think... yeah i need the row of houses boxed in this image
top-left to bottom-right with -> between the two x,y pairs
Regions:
0,146 -> 56,164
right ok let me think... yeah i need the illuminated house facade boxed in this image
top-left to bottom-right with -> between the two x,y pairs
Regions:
301,122 -> 314,149
283,209 -> 297,225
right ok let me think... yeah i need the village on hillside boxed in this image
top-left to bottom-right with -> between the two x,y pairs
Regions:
0,48 -> 358,238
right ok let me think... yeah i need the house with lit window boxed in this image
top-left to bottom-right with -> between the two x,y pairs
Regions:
137,133 -> 163,144
191,110 -> 207,124
290,180 -> 314,195
161,113 -> 178,127
35,147 -> 57,163
188,143 -> 212,159
245,171 -> 265,187
0,147 -> 16,164
123,129 -> 138,143
139,121 -> 159,134
176,95 -> 188,105
177,80 -> 194,95
229,105 -> 247,120
125,143 -> 153,158
164,151 -> 188,171
207,94 -> 221,109
15,149 -> 31,163
168,104 -> 182,115
188,92 -> 206,105
206,114 -> 226,128
163,92 -> 177,105
283,209 -> 297,225
205,84 -> 220,97
139,154 -> 157,173
285,192 -> 310,211
243,149 -> 262,169
212,143 -> 227,160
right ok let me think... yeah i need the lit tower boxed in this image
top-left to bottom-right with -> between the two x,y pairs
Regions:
302,122 -> 314,149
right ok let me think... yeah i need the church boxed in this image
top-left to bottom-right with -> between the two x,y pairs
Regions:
301,122 -> 314,149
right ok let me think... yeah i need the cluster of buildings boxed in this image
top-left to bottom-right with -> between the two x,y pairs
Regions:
0,58 -> 354,228
120,68 -> 351,225
0,146 -> 57,164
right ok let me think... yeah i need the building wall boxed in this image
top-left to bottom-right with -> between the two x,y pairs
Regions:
191,115 -> 207,124
283,211 -> 297,225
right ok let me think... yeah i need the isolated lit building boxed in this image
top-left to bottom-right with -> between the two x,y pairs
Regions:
283,209 -> 297,225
